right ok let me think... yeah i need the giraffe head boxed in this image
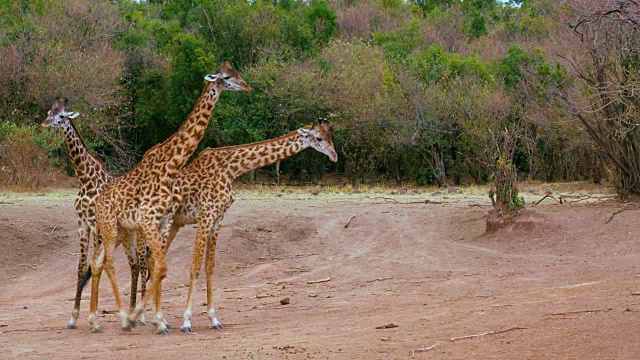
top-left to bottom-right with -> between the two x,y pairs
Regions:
203,61 -> 252,93
42,97 -> 79,128
298,118 -> 338,163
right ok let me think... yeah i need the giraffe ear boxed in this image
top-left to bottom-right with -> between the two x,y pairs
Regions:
204,74 -> 218,82
67,112 -> 80,118
297,128 -> 310,137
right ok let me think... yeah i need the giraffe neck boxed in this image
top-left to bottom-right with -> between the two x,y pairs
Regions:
60,121 -> 99,179
143,82 -> 220,170
202,130 -> 307,179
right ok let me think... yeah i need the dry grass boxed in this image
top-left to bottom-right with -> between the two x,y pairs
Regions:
233,181 -> 615,199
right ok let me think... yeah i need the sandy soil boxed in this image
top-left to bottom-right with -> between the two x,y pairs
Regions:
2,189 -> 640,359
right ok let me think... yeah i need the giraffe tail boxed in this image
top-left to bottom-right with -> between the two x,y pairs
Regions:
77,265 -> 92,297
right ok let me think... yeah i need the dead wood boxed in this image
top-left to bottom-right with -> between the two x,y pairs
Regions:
344,214 -> 357,228
412,343 -> 439,357
546,308 -> 611,316
533,191 -> 562,206
606,203 -> 636,224
450,326 -> 528,341
376,323 -> 399,329
3,328 -> 52,333
307,277 -> 331,284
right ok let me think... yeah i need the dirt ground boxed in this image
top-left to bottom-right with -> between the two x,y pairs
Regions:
2,188 -> 640,359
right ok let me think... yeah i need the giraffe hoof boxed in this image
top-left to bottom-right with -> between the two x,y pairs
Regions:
122,326 -> 132,332
164,322 -> 173,329
211,323 -> 223,330
136,320 -> 146,326
66,323 -> 77,329
92,327 -> 103,334
180,326 -> 192,333
126,318 -> 138,329
157,328 -> 170,335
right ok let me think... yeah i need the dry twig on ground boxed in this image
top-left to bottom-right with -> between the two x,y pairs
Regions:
412,343 -> 439,357
533,191 -> 562,206
546,308 -> 610,316
344,214 -> 356,228
450,326 -> 528,341
307,277 -> 331,284
606,203 -> 636,224
376,323 -> 399,329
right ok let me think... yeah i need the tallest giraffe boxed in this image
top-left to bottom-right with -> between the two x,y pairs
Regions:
91,61 -> 251,334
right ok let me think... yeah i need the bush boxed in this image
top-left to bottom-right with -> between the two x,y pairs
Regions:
0,124 -> 63,188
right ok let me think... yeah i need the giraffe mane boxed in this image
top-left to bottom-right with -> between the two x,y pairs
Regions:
199,126 -> 310,155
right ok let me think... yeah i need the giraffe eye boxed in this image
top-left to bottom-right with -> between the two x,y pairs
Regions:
223,76 -> 230,80
316,137 -> 323,142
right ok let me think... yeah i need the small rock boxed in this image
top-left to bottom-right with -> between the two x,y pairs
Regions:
23,306 -> 28,309
381,337 -> 391,341
280,297 -> 291,305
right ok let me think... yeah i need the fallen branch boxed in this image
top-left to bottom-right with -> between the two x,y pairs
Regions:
546,308 -> 610,316
376,323 -> 399,329
18,264 -> 37,270
606,203 -> 635,224
369,198 -> 446,205
450,326 -> 528,341
404,200 -> 443,205
290,252 -> 317,258
55,250 -> 79,256
0,324 -> 7,328
3,328 -> 52,334
559,195 -> 588,203
412,343 -> 439,357
344,214 -> 357,228
307,277 -> 331,284
366,277 -> 393,283
533,191 -> 562,206
50,225 -> 58,234
469,203 -> 492,207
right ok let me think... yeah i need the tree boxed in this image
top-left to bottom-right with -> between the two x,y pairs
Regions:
549,0 -> 640,197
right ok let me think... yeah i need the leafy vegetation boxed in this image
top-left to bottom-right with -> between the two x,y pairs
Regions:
0,0 -> 630,205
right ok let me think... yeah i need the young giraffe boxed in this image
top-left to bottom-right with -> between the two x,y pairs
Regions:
42,98 -> 147,329
160,119 -> 337,332
91,62 -> 251,334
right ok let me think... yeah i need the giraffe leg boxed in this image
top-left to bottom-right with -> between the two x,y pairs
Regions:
88,238 -> 104,333
180,223 -> 211,333
129,224 -> 168,335
157,223 -> 181,329
135,230 -> 148,326
120,230 -> 140,326
205,219 -> 223,329
101,225 -> 131,332
68,219 -> 90,329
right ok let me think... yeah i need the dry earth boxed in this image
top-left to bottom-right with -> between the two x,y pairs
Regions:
2,189 -> 640,359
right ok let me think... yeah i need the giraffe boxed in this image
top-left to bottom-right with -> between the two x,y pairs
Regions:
41,98 -> 146,329
90,61 -> 251,334
160,119 -> 337,332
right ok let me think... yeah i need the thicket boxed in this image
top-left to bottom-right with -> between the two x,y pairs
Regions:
0,0 -> 623,195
